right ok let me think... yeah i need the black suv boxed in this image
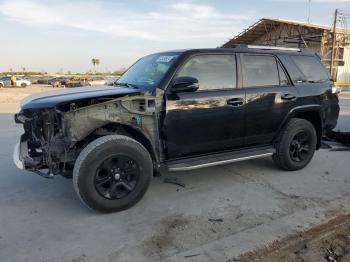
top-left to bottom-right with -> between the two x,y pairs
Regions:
13,45 -> 340,212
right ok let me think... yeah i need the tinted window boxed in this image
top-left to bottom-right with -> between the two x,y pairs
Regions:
291,55 -> 329,82
177,55 -> 236,90
243,55 -> 279,87
278,63 -> 289,86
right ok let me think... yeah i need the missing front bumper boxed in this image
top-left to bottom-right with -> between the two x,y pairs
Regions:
13,142 -> 24,170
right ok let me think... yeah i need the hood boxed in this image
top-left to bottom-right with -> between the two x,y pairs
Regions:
21,86 -> 141,110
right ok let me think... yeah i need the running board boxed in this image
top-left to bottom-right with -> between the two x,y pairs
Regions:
166,147 -> 275,171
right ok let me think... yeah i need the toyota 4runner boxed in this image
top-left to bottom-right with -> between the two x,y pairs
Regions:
13,45 -> 340,212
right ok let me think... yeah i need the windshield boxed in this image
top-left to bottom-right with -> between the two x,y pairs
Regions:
116,52 -> 180,90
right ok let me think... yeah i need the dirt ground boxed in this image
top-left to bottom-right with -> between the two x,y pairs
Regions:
229,214 -> 350,262
0,85 -> 55,112
0,85 -> 54,103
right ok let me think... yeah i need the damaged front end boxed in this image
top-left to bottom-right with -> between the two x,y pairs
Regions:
14,108 -> 70,178
13,90 -> 163,179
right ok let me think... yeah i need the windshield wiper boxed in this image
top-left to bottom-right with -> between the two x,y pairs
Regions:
115,82 -> 139,89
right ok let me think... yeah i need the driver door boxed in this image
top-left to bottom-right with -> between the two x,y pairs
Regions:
163,54 -> 246,159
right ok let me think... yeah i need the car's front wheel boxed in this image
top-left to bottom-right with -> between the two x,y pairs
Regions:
73,135 -> 153,212
20,83 -> 27,88
273,118 -> 317,171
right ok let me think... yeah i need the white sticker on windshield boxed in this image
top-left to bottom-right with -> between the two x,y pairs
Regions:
156,56 -> 175,63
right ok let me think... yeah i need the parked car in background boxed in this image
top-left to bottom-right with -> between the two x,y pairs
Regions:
65,77 -> 86,87
49,77 -> 68,88
0,76 -> 30,87
0,76 -> 12,87
26,76 -> 40,84
37,77 -> 53,85
14,78 -> 31,87
86,77 -> 107,86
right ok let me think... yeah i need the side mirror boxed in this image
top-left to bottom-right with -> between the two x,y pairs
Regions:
171,76 -> 199,93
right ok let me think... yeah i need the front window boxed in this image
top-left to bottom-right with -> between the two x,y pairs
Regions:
177,54 -> 237,90
116,52 -> 180,90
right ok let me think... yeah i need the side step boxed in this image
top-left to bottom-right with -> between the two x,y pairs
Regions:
166,147 -> 275,171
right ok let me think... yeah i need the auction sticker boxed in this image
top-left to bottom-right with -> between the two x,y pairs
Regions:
156,56 -> 175,63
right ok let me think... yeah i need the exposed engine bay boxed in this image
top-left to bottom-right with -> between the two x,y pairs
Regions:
15,94 -> 162,178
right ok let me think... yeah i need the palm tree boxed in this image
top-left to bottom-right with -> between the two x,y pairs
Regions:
91,58 -> 96,73
91,58 -> 100,73
95,59 -> 100,73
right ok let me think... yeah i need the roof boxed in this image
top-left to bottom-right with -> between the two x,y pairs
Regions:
223,18 -> 348,47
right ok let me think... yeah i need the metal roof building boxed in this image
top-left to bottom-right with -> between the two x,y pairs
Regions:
222,18 -> 350,83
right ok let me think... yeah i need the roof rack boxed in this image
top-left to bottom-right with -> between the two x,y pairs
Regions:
221,44 -> 301,52
247,45 -> 301,52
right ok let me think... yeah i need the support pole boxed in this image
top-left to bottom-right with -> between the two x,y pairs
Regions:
330,9 -> 338,80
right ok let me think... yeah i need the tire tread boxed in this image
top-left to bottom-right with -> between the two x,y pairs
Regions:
73,135 -> 152,212
273,118 -> 316,171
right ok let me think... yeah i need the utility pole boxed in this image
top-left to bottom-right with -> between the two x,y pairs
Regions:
330,9 -> 338,80
307,0 -> 311,24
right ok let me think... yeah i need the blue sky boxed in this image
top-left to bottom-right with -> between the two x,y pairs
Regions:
0,0 -> 348,73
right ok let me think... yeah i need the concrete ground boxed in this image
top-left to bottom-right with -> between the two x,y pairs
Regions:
0,89 -> 349,262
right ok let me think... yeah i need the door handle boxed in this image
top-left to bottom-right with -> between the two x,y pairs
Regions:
227,98 -> 244,107
281,93 -> 297,101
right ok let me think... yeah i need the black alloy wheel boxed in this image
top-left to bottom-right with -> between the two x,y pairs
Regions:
273,118 -> 317,171
289,131 -> 311,162
73,135 -> 153,212
94,155 -> 140,200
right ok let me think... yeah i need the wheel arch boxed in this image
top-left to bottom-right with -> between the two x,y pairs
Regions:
276,105 -> 323,149
81,122 -> 158,163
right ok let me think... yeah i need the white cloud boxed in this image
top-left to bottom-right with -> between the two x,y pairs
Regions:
0,0 -> 250,42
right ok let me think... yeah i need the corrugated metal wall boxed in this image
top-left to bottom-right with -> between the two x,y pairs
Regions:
337,46 -> 350,82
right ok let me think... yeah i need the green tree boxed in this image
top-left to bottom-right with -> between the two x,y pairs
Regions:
91,58 -> 96,72
91,58 -> 100,73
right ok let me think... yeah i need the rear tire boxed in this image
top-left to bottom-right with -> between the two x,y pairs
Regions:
273,118 -> 317,171
0,83 -> 3,88
20,83 -> 27,88
73,135 -> 153,213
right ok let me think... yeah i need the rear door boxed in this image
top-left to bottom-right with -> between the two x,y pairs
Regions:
241,53 -> 299,146
163,53 -> 246,158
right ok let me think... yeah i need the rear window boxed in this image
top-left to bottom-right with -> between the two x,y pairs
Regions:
243,55 -> 280,87
290,55 -> 329,83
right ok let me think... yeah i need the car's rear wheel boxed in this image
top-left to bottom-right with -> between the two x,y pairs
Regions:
0,83 -> 3,88
20,83 -> 27,88
73,135 -> 152,212
273,118 -> 317,171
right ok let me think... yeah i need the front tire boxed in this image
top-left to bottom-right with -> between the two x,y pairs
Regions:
273,118 -> 317,171
20,83 -> 27,88
73,135 -> 153,212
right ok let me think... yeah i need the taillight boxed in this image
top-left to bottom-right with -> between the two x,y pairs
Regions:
332,85 -> 341,95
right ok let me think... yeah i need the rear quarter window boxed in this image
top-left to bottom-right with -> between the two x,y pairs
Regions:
242,54 -> 280,87
290,55 -> 329,83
